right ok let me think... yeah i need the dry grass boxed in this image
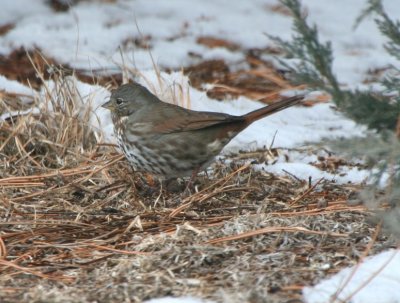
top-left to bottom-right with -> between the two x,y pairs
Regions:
0,63 -> 396,303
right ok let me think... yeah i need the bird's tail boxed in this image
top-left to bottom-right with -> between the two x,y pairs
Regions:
243,95 -> 304,124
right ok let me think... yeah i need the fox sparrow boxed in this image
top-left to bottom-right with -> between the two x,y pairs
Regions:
102,83 -> 303,179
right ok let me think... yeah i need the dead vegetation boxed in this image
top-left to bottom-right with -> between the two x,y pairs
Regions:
0,53 -> 396,303
183,57 -> 300,102
0,48 -> 122,90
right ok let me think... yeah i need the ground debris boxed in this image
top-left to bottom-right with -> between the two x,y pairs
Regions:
0,66 -> 394,303
0,135 -> 394,302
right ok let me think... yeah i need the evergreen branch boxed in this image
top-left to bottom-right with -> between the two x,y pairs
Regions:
274,0 -> 342,101
355,0 -> 400,60
272,0 -> 400,131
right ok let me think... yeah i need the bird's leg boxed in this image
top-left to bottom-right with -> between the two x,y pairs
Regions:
153,179 -> 163,208
183,167 -> 200,196
134,173 -> 160,196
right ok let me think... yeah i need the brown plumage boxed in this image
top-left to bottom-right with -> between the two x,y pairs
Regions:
102,82 -> 303,178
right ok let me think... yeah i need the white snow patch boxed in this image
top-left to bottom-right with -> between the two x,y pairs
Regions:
303,249 -> 400,303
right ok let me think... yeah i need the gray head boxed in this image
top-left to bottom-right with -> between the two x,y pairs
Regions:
102,82 -> 160,117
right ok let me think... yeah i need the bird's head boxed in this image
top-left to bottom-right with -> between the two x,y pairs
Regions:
102,82 -> 159,117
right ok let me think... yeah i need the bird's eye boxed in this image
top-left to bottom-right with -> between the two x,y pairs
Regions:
115,98 -> 124,105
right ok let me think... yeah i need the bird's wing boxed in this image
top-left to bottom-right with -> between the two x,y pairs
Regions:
149,103 -> 244,134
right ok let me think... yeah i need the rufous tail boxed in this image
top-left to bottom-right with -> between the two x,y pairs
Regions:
243,95 -> 304,124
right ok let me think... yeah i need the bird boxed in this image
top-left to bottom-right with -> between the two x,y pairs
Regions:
102,82 -> 303,180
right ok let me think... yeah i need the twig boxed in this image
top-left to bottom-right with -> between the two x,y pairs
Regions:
0,259 -> 74,281
331,222 -> 382,302
206,226 -> 347,245
289,177 -> 324,206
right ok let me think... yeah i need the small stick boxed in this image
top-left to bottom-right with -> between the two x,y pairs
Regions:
289,177 -> 324,206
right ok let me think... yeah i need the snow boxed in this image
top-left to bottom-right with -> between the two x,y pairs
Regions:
0,75 -> 36,96
1,0 -> 400,302
261,161 -> 370,185
1,0 -> 398,84
303,249 -> 400,303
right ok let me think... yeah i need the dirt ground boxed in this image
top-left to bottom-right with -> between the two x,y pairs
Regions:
0,47 -> 395,303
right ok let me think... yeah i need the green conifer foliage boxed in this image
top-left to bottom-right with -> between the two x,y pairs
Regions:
274,0 -> 400,235
274,0 -> 400,132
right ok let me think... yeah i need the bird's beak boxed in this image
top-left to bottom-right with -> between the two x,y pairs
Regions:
101,100 -> 113,110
